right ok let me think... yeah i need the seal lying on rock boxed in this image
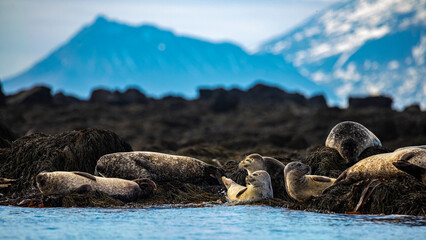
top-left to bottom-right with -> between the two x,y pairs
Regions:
335,147 -> 426,185
95,151 -> 223,184
326,121 -> 381,164
222,170 -> 273,203
238,153 -> 288,200
393,146 -> 426,185
284,162 -> 336,202
36,171 -> 157,202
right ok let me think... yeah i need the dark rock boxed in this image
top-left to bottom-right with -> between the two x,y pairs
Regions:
89,89 -> 121,104
403,104 -> 421,112
210,88 -> 239,113
0,122 -> 15,148
348,96 -> 393,109
53,92 -> 81,106
120,88 -> 149,104
246,83 -> 307,105
0,82 -> 6,106
6,86 -> 52,105
307,95 -> 327,107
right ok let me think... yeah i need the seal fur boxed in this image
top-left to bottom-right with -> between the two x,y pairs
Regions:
326,121 -> 381,164
36,171 -> 156,202
95,151 -> 223,184
222,170 -> 273,203
284,162 -> 335,202
335,147 -> 426,185
238,153 -> 288,200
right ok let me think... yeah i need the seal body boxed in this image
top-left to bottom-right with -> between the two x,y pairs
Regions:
95,151 -> 223,184
335,147 -> 426,185
392,146 -> 426,185
36,171 -> 156,202
326,121 -> 381,164
239,153 -> 288,200
284,162 -> 336,202
222,170 -> 273,203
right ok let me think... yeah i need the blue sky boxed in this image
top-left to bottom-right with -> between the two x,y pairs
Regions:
0,0 -> 342,79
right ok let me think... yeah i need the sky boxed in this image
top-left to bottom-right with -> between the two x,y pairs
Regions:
0,0 -> 342,79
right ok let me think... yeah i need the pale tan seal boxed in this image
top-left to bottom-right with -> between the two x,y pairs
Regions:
326,121 -> 382,164
36,171 -> 157,202
238,153 -> 288,200
335,147 -> 426,185
284,161 -> 336,202
392,146 -> 426,185
221,170 -> 273,203
95,151 -> 224,184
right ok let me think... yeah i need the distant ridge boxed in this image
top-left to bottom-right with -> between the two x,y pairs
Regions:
3,16 -> 332,100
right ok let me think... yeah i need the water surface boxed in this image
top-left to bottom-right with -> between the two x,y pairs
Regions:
0,205 -> 425,239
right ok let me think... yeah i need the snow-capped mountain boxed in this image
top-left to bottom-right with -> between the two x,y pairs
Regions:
2,16 -> 330,99
259,0 -> 426,108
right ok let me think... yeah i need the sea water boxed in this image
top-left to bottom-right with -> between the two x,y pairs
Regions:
0,205 -> 425,240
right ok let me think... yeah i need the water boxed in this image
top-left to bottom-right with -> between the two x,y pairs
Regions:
0,205 -> 425,240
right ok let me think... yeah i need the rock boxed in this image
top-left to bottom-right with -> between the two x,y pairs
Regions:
120,88 -> 149,104
403,104 -> 421,113
348,96 -> 393,110
210,88 -> 239,113
53,92 -> 80,106
6,86 -> 53,105
245,83 -> 307,105
89,89 -> 121,104
307,95 -> 327,107
0,83 -> 6,106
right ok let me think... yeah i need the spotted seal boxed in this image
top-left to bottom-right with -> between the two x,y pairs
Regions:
335,147 -> 426,185
326,121 -> 382,164
284,162 -> 336,202
95,151 -> 223,184
238,153 -> 288,200
36,171 -> 156,202
221,170 -> 273,203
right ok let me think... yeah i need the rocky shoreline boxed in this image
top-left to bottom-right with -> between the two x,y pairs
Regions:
0,84 -> 425,215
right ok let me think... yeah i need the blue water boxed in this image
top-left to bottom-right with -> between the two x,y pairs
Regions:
0,205 -> 425,240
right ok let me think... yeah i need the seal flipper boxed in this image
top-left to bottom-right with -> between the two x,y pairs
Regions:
73,171 -> 97,181
235,187 -> 248,198
393,161 -> 425,182
221,177 -> 235,190
74,184 -> 92,194
335,169 -> 354,185
312,176 -> 332,182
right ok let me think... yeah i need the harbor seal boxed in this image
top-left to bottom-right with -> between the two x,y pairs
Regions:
335,147 -> 426,185
36,171 -> 157,202
326,121 -> 382,164
95,151 -> 223,184
284,162 -> 336,202
221,170 -> 273,203
238,153 -> 288,200
393,146 -> 426,185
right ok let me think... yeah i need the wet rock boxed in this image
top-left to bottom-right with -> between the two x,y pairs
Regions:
348,96 -> 393,109
6,86 -> 53,105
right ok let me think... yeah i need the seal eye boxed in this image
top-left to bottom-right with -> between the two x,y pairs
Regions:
246,159 -> 252,163
253,173 -> 258,177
